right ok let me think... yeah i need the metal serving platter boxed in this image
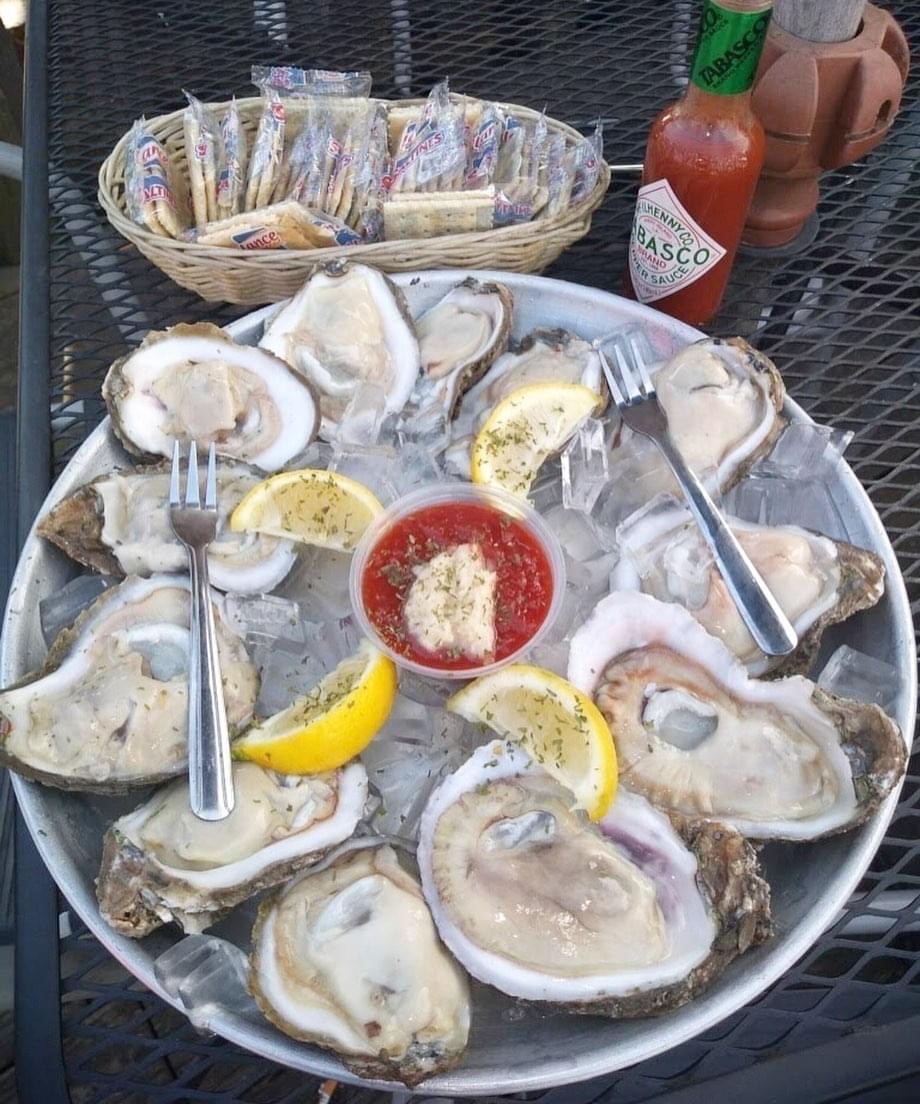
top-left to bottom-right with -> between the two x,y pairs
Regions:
2,271 -> 915,1095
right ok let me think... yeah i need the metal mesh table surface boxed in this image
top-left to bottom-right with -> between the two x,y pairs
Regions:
14,0 -> 920,1099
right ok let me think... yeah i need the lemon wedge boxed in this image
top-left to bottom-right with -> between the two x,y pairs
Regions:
233,640 -> 397,773
470,382 -> 602,498
230,468 -> 383,551
447,663 -> 617,820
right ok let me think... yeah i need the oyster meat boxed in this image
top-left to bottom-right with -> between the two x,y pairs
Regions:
39,462 -> 296,594
259,262 -> 421,437
612,502 -> 884,675
568,592 -> 906,840
250,842 -> 471,1085
103,323 -> 319,471
605,338 -> 786,518
97,760 -> 368,938
445,328 -> 604,475
411,277 -> 513,422
417,743 -> 771,1014
0,575 -> 258,792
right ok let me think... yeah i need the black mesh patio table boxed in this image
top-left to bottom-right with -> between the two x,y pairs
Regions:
12,0 -> 920,1101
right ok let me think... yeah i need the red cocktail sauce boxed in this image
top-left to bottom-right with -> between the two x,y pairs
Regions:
361,501 -> 554,671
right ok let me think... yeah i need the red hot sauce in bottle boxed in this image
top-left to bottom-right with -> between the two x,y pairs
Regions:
625,0 -> 772,325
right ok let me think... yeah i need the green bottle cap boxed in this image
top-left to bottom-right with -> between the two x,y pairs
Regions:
690,0 -> 772,96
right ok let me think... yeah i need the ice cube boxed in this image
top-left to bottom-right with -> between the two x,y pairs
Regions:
754,422 -> 852,480
561,418 -> 609,514
337,382 -> 388,448
277,546 -> 353,620
363,703 -> 475,840
543,505 -> 605,563
40,574 -> 115,646
724,475 -> 851,540
223,593 -> 304,642
529,457 -> 564,514
153,934 -> 258,1033
329,444 -> 400,505
817,645 -> 901,714
390,441 -> 450,497
254,634 -> 326,718
398,669 -> 455,707
527,638 -> 569,676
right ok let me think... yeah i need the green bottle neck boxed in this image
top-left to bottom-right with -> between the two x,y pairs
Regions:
689,0 -> 773,96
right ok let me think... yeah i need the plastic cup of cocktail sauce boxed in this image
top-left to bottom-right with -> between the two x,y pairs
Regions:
349,483 -> 566,680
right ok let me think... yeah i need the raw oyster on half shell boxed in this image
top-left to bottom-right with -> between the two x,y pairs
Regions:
39,462 -> 296,594
0,575 -> 258,792
97,761 -> 368,938
417,743 -> 771,1014
411,277 -> 513,421
604,338 -> 786,517
103,323 -> 320,471
568,592 -> 905,840
611,501 -> 885,676
259,262 -> 421,438
250,842 -> 471,1086
445,328 -> 604,475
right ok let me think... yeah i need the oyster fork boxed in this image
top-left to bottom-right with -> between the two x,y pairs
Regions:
169,440 -> 235,820
599,330 -> 798,658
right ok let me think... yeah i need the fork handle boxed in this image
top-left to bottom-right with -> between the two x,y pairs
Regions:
187,546 -> 235,820
656,434 -> 798,658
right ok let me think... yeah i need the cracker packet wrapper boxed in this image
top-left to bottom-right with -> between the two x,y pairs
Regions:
569,121 -> 604,206
353,109 -> 388,241
124,117 -> 188,238
218,97 -> 248,219
245,88 -> 287,211
464,102 -> 502,190
194,200 -> 362,249
543,131 -> 573,218
288,103 -> 336,209
251,66 -> 372,99
493,110 -> 547,226
386,80 -> 465,194
183,91 -> 223,226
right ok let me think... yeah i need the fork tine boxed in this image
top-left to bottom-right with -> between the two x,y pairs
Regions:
598,349 -> 627,408
630,334 -> 657,397
185,441 -> 201,507
169,440 -> 182,506
205,443 -> 218,509
613,345 -> 642,403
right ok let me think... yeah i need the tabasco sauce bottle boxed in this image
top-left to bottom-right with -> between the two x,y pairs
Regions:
625,0 -> 773,325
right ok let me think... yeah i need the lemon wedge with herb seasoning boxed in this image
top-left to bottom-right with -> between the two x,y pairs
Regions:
470,382 -> 602,499
230,468 -> 383,551
233,640 -> 397,773
446,663 -> 617,820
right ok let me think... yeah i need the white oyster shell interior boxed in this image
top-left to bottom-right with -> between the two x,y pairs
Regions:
417,742 -> 716,1002
96,466 -> 295,593
0,575 -> 257,786
259,264 -> 420,436
109,332 -> 318,471
568,591 -> 862,839
252,843 -> 470,1065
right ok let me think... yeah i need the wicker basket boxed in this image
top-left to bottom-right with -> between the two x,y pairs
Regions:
98,96 -> 610,305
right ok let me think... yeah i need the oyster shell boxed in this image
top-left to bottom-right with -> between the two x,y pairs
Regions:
568,592 -> 906,840
38,462 -> 296,594
97,761 -> 368,938
103,323 -> 320,471
605,338 -> 786,518
611,502 -> 885,676
417,743 -> 771,1014
250,842 -> 471,1086
412,277 -> 513,420
0,575 -> 258,792
445,328 -> 604,476
259,262 -> 421,437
